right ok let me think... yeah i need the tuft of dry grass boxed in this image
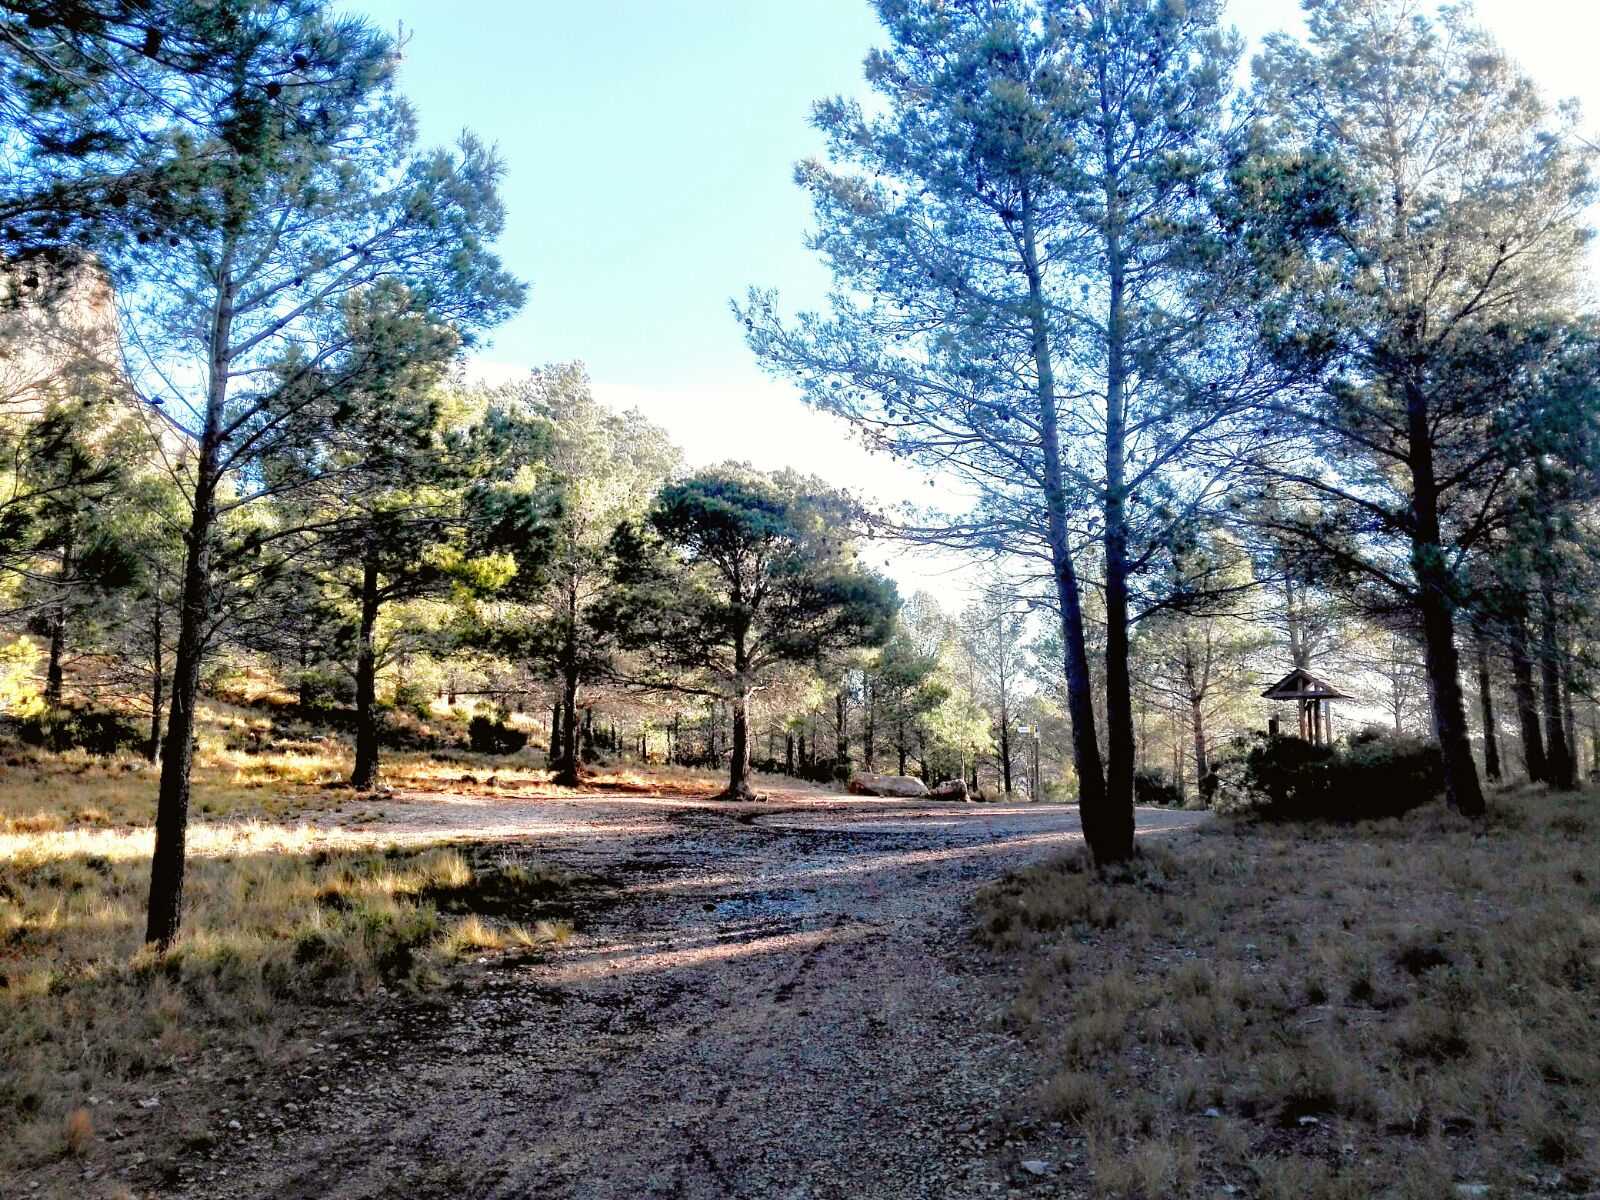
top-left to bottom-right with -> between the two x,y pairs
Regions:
975,786 -> 1600,1198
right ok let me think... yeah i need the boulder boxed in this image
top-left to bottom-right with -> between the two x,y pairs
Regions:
847,772 -> 929,798
928,779 -> 971,802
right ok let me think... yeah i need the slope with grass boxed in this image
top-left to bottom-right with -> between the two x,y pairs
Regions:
975,789 -> 1600,1198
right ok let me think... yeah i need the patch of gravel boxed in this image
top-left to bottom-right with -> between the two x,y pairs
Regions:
166,792 -> 1202,1200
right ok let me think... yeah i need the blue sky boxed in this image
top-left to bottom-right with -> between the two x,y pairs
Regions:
374,0 -> 1599,589
383,1 -> 880,393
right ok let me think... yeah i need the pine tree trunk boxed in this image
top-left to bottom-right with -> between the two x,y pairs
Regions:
999,709 -> 1012,795
1538,573 -> 1574,789
1509,620 -> 1547,783
146,490 -> 214,947
555,659 -> 580,787
1191,696 -> 1211,800
834,690 -> 848,774
1020,189 -> 1117,860
864,680 -> 876,769
785,731 -> 794,775
721,686 -> 756,800
1561,647 -> 1576,775
1475,633 -> 1502,783
549,702 -> 562,763
350,553 -> 382,790
896,716 -> 907,776
43,535 -> 75,708
146,271 -> 235,949
1098,126 -> 1139,854
1405,377 -> 1484,817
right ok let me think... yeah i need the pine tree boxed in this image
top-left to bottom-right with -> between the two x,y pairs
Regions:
605,466 -> 898,800
118,13 -> 523,947
743,0 -> 1266,862
1237,0 -> 1596,815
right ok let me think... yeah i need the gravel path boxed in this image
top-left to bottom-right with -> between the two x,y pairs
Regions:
180,788 -> 1202,1200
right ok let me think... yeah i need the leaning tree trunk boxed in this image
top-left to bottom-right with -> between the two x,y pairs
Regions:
1538,572 -> 1574,790
350,552 -> 382,790
1020,189 -> 1118,860
1475,632 -> 1502,783
1405,378 -> 1484,817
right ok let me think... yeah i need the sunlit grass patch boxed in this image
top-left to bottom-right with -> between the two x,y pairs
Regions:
975,787 -> 1600,1197
0,807 -> 579,1182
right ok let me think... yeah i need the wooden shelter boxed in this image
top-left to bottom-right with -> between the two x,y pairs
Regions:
1262,667 -> 1350,746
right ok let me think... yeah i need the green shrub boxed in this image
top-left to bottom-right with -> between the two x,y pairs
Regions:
1134,767 -> 1184,807
295,669 -> 354,711
468,715 -> 527,755
13,706 -> 144,755
1234,728 -> 1443,822
388,680 -> 434,721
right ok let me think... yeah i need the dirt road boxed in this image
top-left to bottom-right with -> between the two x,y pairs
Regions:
179,789 -> 1202,1200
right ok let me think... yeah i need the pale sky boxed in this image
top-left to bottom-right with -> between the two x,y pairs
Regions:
379,0 -> 1600,596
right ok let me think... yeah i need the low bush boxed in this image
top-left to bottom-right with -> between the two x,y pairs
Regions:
388,680 -> 435,721
11,705 -> 145,756
1223,727 -> 1443,821
1134,767 -> 1184,807
467,714 -> 527,755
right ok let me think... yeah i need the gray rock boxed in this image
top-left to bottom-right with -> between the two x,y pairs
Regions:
847,772 -> 929,798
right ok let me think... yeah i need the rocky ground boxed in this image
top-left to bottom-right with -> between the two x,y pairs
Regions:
149,788 -> 1201,1199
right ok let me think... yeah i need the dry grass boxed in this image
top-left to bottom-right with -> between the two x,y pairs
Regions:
976,786 -> 1600,1199
0,711 -> 583,1190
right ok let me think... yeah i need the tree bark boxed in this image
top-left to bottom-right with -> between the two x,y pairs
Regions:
1538,571 -> 1574,789
350,551 -> 382,790
864,679 -> 876,769
145,268 -> 235,949
554,658 -> 580,787
548,702 -> 562,763
834,689 -> 849,774
720,688 -> 756,799
43,543 -> 70,709
1020,188 -> 1118,861
1191,696 -> 1210,800
998,708 -> 1012,795
1508,619 -> 1547,783
1561,645 -> 1577,778
1404,372 -> 1484,817
1475,632 -> 1501,783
